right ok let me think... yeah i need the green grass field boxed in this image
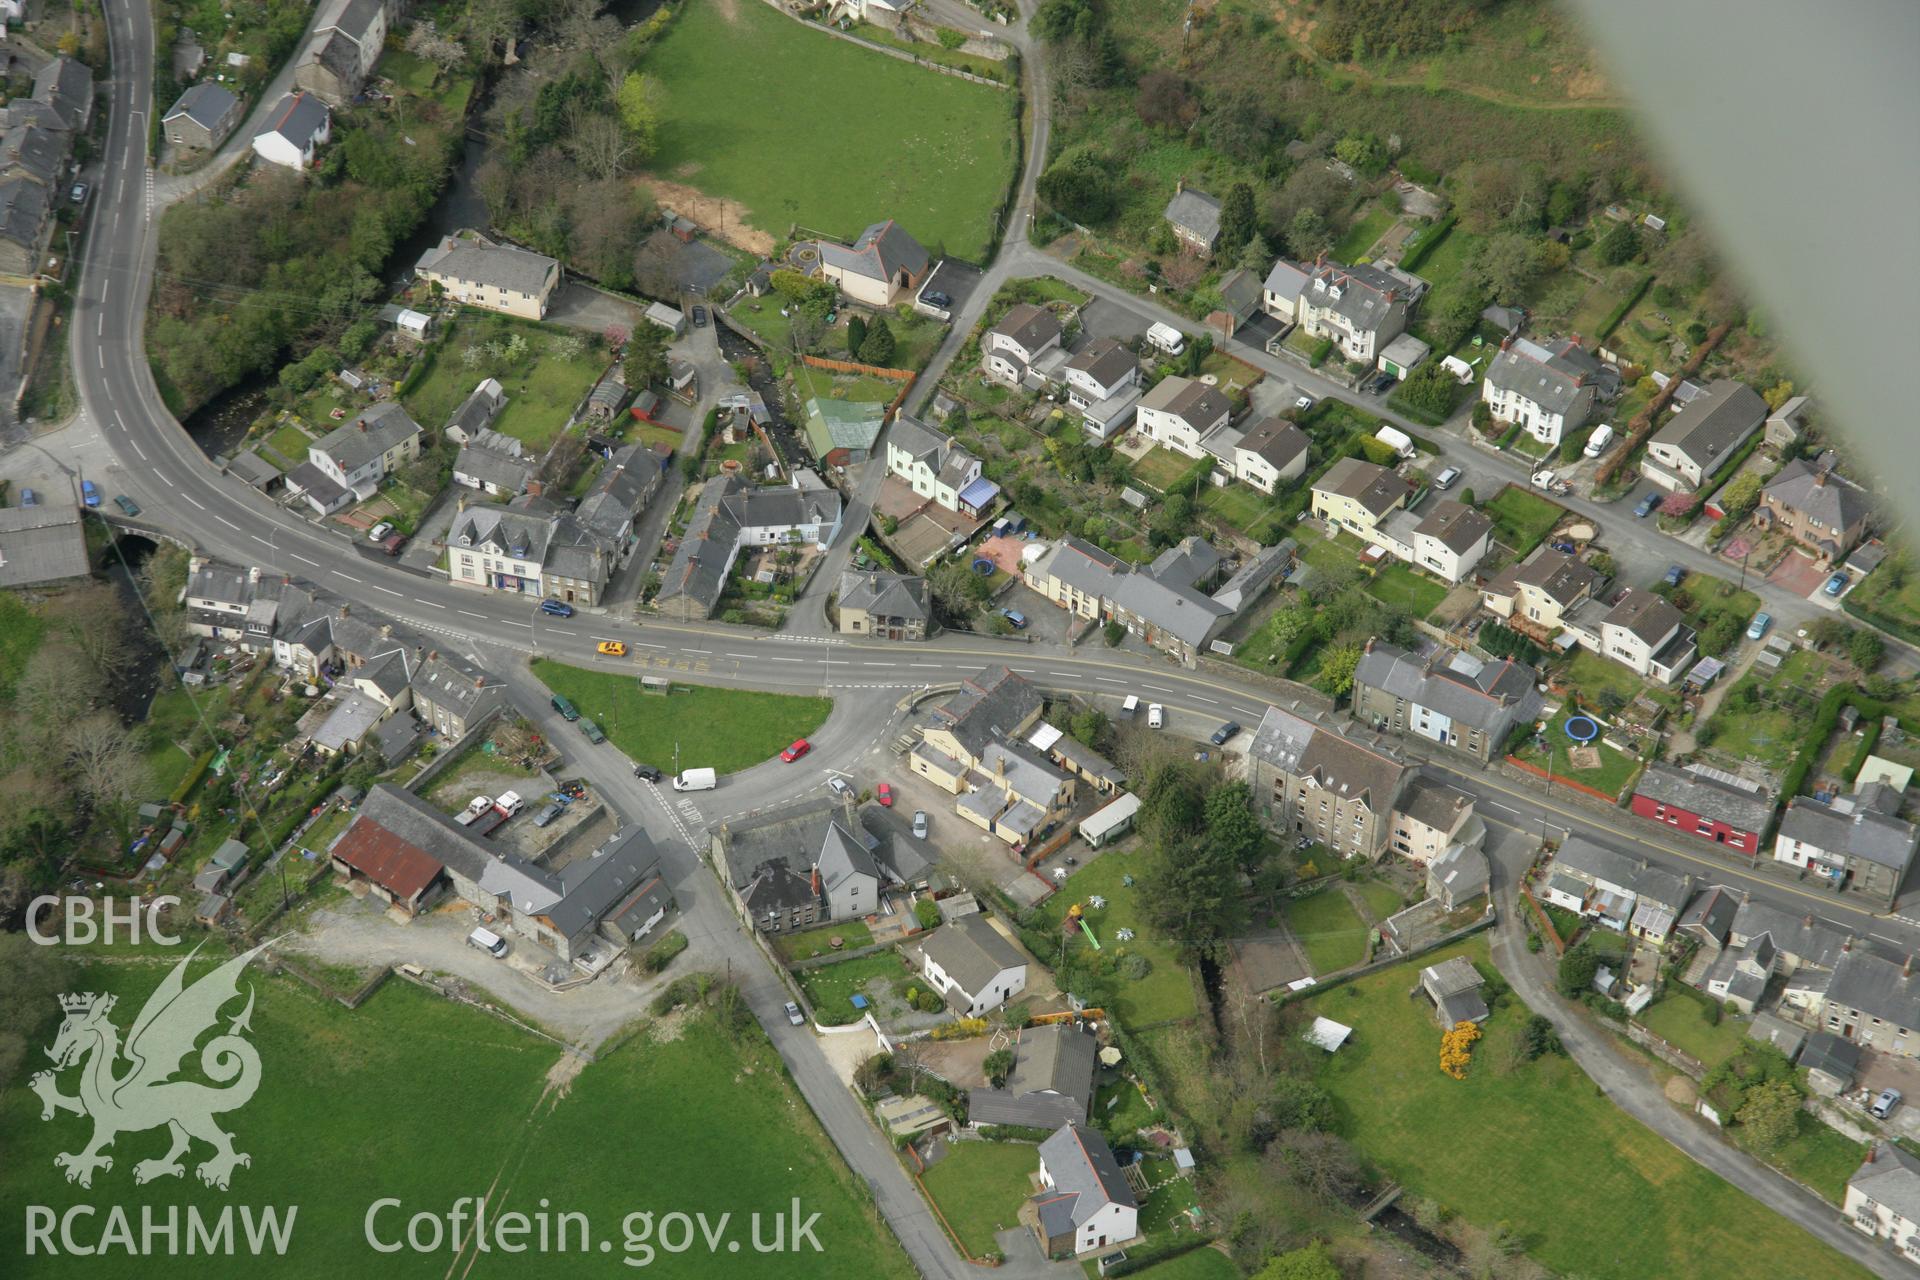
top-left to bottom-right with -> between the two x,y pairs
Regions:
0,953 -> 912,1278
1484,485 -> 1564,555
263,422 -> 312,467
1198,482 -> 1286,543
918,1139 -> 1036,1257
530,660 -> 832,776
774,920 -> 874,963
1513,707 -> 1644,798
1130,446 -> 1196,494
646,1 -> 1017,261
0,590 -> 48,701
1084,1248 -> 1237,1280
1036,848 -> 1199,1025
403,315 -> 606,452
796,951 -> 909,1025
1282,888 -> 1370,974
1636,993 -> 1748,1069
1334,205 -> 1398,262
1355,880 -> 1404,921
1304,940 -> 1869,1280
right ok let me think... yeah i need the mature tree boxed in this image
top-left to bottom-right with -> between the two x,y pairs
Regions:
1204,86 -> 1288,168
1135,70 -> 1196,130
1254,1243 -> 1341,1280
1320,640 -> 1363,697
568,178 -> 649,290
844,315 -> 867,359
1557,944 -> 1600,997
1205,781 -> 1264,877
1465,232 -> 1546,306
404,19 -> 467,72
859,316 -> 896,366
1140,835 -> 1238,959
564,108 -> 635,180
64,715 -> 152,849
1333,133 -> 1387,177
623,321 -> 670,390
1217,183 -> 1258,256
1237,232 -> 1274,274
1263,1130 -> 1364,1206
1595,218 -> 1641,266
1849,628 -> 1886,672
1736,1078 -> 1802,1153
616,72 -> 664,159
1037,149 -> 1117,225
1284,207 -> 1332,261
1715,471 -> 1764,519
929,561 -> 991,616
1068,707 -> 1111,753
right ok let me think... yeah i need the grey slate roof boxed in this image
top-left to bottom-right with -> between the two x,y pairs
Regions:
1554,834 -> 1692,911
0,173 -> 49,250
1,122 -> 62,185
455,441 -> 534,494
1729,899 -> 1857,970
0,504 -> 89,587
1763,453 -> 1868,539
256,91 -> 329,149
1651,379 -> 1768,470
447,378 -> 506,438
1300,259 -> 1408,336
164,81 -> 239,131
1797,1030 -> 1860,1084
1248,706 -> 1409,813
1396,775 -> 1476,833
1210,541 -> 1293,612
1634,763 -> 1777,836
1235,417 -> 1309,472
410,650 -> 506,721
1828,948 -> 1920,1033
1164,187 -> 1222,244
313,401 -> 420,473
838,570 -> 929,622
1263,258 -> 1311,300
968,1024 -> 1098,1129
921,914 -> 1025,995
1035,1124 -> 1137,1236
1484,335 -> 1600,414
1064,337 -> 1136,388
1415,499 -> 1493,554
1354,641 -> 1541,734
1315,456 -> 1414,518
1508,547 -> 1602,605
574,444 -> 661,539
1677,885 -> 1740,944
543,826 -> 662,940
816,219 -> 928,283
1138,374 -> 1230,428
449,505 -> 551,562
935,666 -> 1046,762
32,57 -> 93,130
1780,793 -> 1920,871
990,303 -> 1062,353
1429,843 -> 1489,901
415,235 -> 559,296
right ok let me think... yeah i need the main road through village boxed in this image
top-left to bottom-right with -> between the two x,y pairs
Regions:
43,2 -> 1907,1274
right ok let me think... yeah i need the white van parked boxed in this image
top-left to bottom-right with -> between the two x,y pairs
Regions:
673,767 -> 717,792
1374,425 -> 1415,459
1583,424 -> 1615,458
1147,703 -> 1165,729
1120,694 -> 1140,720
467,927 -> 508,958
1146,322 -> 1186,356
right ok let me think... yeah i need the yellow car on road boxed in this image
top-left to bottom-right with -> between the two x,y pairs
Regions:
596,641 -> 627,657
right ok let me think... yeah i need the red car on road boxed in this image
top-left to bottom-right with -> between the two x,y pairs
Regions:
780,738 -> 811,763
876,782 -> 893,807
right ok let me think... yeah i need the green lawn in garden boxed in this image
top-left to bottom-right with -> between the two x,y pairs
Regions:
1635,993 -> 1748,1069
1512,707 -> 1643,798
1366,562 -> 1448,614
1080,1248 -> 1238,1280
0,591 -> 48,701
793,362 -> 903,404
918,1139 -> 1037,1257
1483,484 -> 1564,554
530,660 -> 832,777
1355,880 -> 1404,921
1334,205 -> 1398,261
1036,847 -> 1198,1026
263,422 -> 312,466
1561,648 -> 1650,708
774,920 -> 875,962
796,951 -> 910,1025
1131,446 -> 1198,494
402,315 -> 607,452
1304,939 -> 1871,1280
1199,481 -> 1285,542
1770,1115 -> 1868,1206
1282,889 -> 1370,975
646,0 -> 1017,260
729,294 -> 795,355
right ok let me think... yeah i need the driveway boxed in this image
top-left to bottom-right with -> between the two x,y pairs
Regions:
545,281 -> 646,335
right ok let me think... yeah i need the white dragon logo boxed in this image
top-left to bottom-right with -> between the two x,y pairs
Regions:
30,941 -> 269,1191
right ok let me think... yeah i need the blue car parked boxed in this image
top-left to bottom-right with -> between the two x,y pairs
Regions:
539,599 -> 576,618
81,479 -> 99,507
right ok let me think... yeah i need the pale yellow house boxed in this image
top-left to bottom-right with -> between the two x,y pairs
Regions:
1310,457 -> 1413,537
414,234 -> 561,320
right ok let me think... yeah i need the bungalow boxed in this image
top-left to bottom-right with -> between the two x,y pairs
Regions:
1135,375 -> 1231,460
1480,335 -> 1601,447
1642,379 -> 1768,492
983,304 -> 1065,386
162,81 -> 242,152
250,92 -> 330,170
1630,763 -> 1775,857
1756,451 -> 1870,567
885,414 -> 983,512
814,219 -> 930,308
920,915 -> 1027,1015
968,1022 -> 1097,1129
1846,1143 -> 1920,1264
1774,784 -> 1919,910
1599,589 -> 1697,683
1228,417 -> 1309,494
414,233 -> 562,321
1350,640 -> 1541,765
1032,1124 -> 1139,1258
1163,184 -> 1222,255
1310,457 -> 1413,538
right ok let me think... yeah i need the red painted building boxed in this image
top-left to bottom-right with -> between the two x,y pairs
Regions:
1630,762 -> 1776,856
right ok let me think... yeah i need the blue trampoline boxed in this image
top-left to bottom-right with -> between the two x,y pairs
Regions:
1563,715 -> 1601,743
971,558 -> 994,576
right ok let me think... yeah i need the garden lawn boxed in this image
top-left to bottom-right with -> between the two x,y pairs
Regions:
1514,707 -> 1643,799
794,363 -> 902,404
1305,939 -> 1872,1280
632,422 -> 684,452
1636,993 -> 1747,1069
1282,889 -> 1369,975
774,920 -> 874,962
1366,563 -> 1448,614
646,0 -> 1017,261
1484,485 -> 1564,555
1199,481 -> 1285,543
1355,880 -> 1404,921
919,1139 -> 1037,1258
0,591 -> 48,701
797,951 -> 909,1026
531,660 -> 832,776
1131,446 -> 1197,494
1703,675 -> 1801,771
1334,205 -> 1398,262
1561,648 -> 1648,708
1770,1115 -> 1868,1206
1093,1076 -> 1163,1136
402,315 -> 606,453
1081,1249 -> 1237,1280
263,422 -> 312,466
729,294 -> 794,354
1037,848 -> 1198,1026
